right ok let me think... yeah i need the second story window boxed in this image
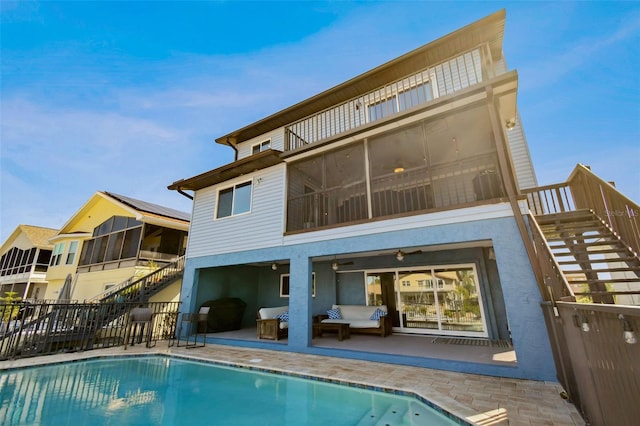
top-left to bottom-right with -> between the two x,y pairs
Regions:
65,241 -> 78,265
216,181 -> 252,219
252,140 -> 271,155
50,242 -> 65,266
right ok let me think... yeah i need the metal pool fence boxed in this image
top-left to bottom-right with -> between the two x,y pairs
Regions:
0,301 -> 180,360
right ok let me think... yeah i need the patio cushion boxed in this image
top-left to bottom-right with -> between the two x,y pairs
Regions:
327,308 -> 342,319
276,310 -> 289,322
321,304 -> 390,336
333,304 -> 387,321
370,308 -> 387,320
258,306 -> 288,320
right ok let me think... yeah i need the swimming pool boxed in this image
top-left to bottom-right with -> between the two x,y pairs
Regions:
0,355 -> 466,425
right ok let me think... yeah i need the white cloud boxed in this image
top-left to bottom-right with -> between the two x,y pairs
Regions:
0,97 -> 214,239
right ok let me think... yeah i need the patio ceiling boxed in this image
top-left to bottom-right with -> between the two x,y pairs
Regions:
244,240 -> 493,268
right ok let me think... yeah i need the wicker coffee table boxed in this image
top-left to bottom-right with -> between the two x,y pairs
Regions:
313,322 -> 350,341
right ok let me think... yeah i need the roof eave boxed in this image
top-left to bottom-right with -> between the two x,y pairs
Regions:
215,9 -> 506,148
168,149 -> 284,191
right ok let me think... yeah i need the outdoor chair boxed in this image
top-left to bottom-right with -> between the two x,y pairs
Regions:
176,306 -> 210,348
124,307 -> 155,349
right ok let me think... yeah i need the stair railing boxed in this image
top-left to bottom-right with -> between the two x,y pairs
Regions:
86,256 -> 185,303
567,164 -> 640,257
522,183 -> 574,215
528,213 -> 576,303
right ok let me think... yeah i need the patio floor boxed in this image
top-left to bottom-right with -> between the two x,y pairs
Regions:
0,343 -> 584,425
202,327 -> 517,366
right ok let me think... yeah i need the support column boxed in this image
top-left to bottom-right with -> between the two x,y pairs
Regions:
288,252 -> 312,350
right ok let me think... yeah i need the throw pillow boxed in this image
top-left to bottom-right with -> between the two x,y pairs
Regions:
276,310 -> 289,322
370,308 -> 387,320
327,308 -> 342,319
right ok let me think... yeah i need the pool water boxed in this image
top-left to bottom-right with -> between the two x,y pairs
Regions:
0,356 -> 464,425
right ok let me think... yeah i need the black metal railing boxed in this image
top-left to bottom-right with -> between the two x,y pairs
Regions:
0,301 -> 180,360
287,154 -> 501,232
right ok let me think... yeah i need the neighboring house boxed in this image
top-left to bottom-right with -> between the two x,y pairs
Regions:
169,10 -> 556,380
0,225 -> 57,300
44,191 -> 190,302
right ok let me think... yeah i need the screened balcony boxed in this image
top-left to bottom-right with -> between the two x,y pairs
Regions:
285,45 -> 492,152
77,216 -> 188,273
286,104 -> 505,232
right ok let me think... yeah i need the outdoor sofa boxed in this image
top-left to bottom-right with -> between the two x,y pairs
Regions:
256,305 -> 289,340
318,304 -> 392,337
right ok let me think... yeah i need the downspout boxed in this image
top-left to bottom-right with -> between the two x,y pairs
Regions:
486,86 -> 546,297
228,137 -> 238,161
176,188 -> 193,200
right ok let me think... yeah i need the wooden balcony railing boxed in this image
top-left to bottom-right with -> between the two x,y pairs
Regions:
522,183 -> 574,215
285,47 -> 487,151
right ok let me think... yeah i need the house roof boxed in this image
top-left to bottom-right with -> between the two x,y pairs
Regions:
1,225 -> 58,254
19,225 -> 59,247
54,191 -> 190,238
104,192 -> 191,222
215,9 -> 506,148
168,149 -> 284,191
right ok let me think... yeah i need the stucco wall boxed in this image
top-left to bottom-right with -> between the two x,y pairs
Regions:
180,214 -> 555,381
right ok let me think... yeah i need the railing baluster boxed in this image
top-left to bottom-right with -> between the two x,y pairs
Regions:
284,47 -> 486,152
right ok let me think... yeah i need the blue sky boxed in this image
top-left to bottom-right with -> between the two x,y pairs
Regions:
1,1 -> 639,241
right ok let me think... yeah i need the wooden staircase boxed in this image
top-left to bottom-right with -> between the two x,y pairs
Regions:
535,209 -> 640,303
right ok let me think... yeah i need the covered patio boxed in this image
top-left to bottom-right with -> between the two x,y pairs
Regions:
200,326 -> 517,371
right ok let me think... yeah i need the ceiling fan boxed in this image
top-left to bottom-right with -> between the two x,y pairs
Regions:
394,249 -> 422,261
331,258 -> 354,271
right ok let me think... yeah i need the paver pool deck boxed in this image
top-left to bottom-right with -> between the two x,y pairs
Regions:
0,344 -> 585,425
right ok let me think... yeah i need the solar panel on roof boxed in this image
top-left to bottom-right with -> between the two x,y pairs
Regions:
105,192 -> 190,222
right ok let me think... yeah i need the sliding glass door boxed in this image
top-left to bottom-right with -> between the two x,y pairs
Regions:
366,264 -> 487,337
